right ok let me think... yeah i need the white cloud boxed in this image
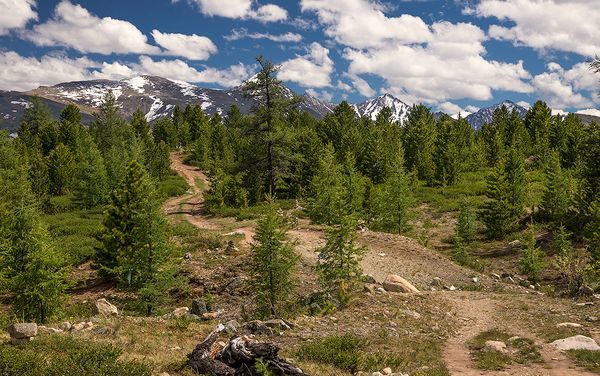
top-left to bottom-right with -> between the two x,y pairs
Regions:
25,0 -> 159,55
151,30 -> 217,60
90,62 -> 135,80
531,62 -> 596,109
343,73 -> 375,97
0,51 -> 128,91
552,108 -> 568,116
186,0 -> 286,22
135,56 -> 250,87
301,0 -> 430,49
302,0 -> 532,104
472,0 -> 600,57
516,101 -> 530,109
306,88 -> 333,102
0,0 -> 37,35
224,28 -> 302,42
577,109 -> 600,117
279,42 -> 334,88
440,101 -> 462,114
465,105 -> 480,113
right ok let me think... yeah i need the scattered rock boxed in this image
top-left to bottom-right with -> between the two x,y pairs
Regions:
508,336 -> 521,343
364,283 -> 377,294
225,240 -> 238,253
362,274 -> 377,284
382,275 -> 419,294
490,273 -> 501,280
59,322 -> 72,331
431,277 -> 443,287
191,299 -> 208,316
8,323 -> 37,339
202,311 -> 221,320
556,322 -> 582,328
264,319 -> 292,330
382,367 -> 392,375
508,240 -> 522,248
445,285 -> 457,291
484,340 -> 508,353
243,320 -> 273,336
71,321 -> 94,332
551,335 -> 600,351
579,285 -> 594,296
585,316 -> 598,322
376,287 -> 387,294
92,326 -> 115,335
378,253 -> 386,257
471,277 -> 479,283
399,309 -> 421,319
171,307 -> 190,318
183,252 -> 192,260
38,325 -> 62,334
93,298 -> 118,316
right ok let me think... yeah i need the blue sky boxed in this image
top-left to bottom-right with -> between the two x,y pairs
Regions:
0,0 -> 599,115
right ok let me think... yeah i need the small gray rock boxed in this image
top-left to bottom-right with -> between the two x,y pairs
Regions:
191,299 -> 208,316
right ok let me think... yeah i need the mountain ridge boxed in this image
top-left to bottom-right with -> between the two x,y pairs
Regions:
0,76 -> 598,132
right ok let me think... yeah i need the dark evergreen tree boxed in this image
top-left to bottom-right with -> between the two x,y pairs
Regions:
47,143 -> 76,195
403,104 -> 436,185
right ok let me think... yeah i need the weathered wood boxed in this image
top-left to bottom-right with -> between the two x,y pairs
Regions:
188,324 -> 307,375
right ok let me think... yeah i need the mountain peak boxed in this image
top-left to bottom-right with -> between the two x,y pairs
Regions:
352,93 -> 410,122
465,100 -> 528,129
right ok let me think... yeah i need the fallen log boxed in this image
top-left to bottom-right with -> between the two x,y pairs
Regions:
188,324 -> 307,375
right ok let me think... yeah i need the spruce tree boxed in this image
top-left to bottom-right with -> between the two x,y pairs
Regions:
97,161 -> 170,315
17,97 -> 54,147
519,225 -> 546,283
73,136 -> 109,209
505,148 -> 527,222
481,161 -> 513,239
552,226 -> 582,294
373,153 -> 411,234
317,215 -> 366,302
540,150 -> 575,223
434,116 -> 461,186
27,148 -> 50,205
90,90 -> 132,155
403,104 -> 436,185
250,197 -> 297,317
47,143 -> 76,195
308,144 -> 345,225
524,101 -> 552,160
584,199 -> 600,262
455,199 -> 476,244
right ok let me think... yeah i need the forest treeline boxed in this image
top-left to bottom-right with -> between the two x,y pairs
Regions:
0,57 -> 599,323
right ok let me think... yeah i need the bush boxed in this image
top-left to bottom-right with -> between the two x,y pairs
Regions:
0,336 -> 151,376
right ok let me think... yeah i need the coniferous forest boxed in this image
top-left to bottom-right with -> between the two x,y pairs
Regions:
0,57 -> 599,375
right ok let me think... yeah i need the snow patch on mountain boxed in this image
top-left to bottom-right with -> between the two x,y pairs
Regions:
451,111 -> 472,120
464,100 -> 528,129
576,108 -> 600,117
124,76 -> 150,94
352,94 -> 410,123
146,96 -> 164,122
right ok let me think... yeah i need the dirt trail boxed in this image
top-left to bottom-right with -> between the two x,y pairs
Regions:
167,154 -> 597,376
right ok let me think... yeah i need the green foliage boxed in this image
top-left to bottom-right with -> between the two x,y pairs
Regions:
552,226 -> 584,295
403,104 -> 436,185
519,225 -> 546,283
97,160 -> 171,315
17,97 -> 54,147
371,153 -> 412,233
250,197 -> 298,317
89,91 -> 132,154
308,144 -> 345,225
584,199 -> 600,262
0,336 -> 151,376
566,349 -> 600,373
47,143 -> 76,195
317,215 -> 366,302
524,101 -> 552,160
540,150 -> 576,223
73,136 -> 109,208
434,116 -> 462,186
455,200 -> 477,244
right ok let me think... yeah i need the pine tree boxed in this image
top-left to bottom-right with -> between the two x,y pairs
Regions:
434,116 -> 461,186
519,225 -> 546,283
455,199 -> 476,244
373,153 -> 411,234
403,104 -> 436,185
481,161 -> 513,239
505,148 -> 527,222
47,143 -> 76,195
17,97 -> 54,147
73,136 -> 109,209
308,145 -> 345,225
540,150 -> 575,223
148,141 -> 171,181
27,148 -> 50,205
524,101 -> 552,160
552,226 -> 583,294
97,160 -> 170,314
250,197 -> 298,317
131,108 -> 150,141
90,90 -> 132,155
341,152 -> 366,216
317,215 -> 366,302
152,117 -> 178,147
584,199 -> 600,262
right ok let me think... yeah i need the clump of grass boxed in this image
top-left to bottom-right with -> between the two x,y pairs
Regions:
156,173 -> 189,198
567,349 -> 600,373
0,336 -> 151,376
468,329 -> 542,371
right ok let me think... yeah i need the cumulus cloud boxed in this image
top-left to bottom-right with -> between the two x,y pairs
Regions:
577,108 -> 600,117
306,88 -> 334,102
0,0 -> 37,35
471,0 -> 600,57
186,0 -> 287,22
0,51 -> 129,91
439,101 -> 463,114
516,101 -> 530,109
531,62 -> 597,109
134,56 -> 250,87
25,0 -> 160,55
151,30 -> 217,60
224,28 -> 302,42
302,0 -> 532,104
343,73 -> 375,97
301,0 -> 430,49
279,42 -> 334,88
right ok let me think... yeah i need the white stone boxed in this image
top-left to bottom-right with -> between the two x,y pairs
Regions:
93,298 -> 118,316
551,335 -> 600,351
382,275 -> 419,293
485,340 -> 508,353
556,322 -> 582,328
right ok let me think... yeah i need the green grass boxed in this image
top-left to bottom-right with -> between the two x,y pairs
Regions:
156,172 -> 188,198
0,336 -> 151,376
468,329 -> 542,371
296,334 -> 449,375
567,349 -> 600,373
208,198 -> 299,220
194,177 -> 207,192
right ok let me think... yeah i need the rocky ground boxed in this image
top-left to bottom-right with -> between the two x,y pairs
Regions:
3,153 -> 598,376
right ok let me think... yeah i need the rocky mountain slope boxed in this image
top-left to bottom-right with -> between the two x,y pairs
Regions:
1,76 -> 599,132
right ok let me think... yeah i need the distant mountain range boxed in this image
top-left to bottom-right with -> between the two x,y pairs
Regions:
0,75 -> 598,132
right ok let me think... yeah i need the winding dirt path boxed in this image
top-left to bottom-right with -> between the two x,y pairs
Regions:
166,154 -> 597,376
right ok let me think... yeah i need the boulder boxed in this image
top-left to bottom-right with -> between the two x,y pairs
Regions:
382,368 -> 393,375
8,323 -> 37,339
93,298 -> 118,316
171,307 -> 190,318
382,275 -> 419,293
10,337 -> 32,345
191,299 -> 208,316
484,340 -> 508,353
431,277 -> 443,287
551,335 -> 600,351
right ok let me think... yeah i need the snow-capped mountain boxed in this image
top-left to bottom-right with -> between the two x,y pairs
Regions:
464,100 -> 528,129
0,75 -> 335,131
451,111 -> 472,120
351,94 -> 410,123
